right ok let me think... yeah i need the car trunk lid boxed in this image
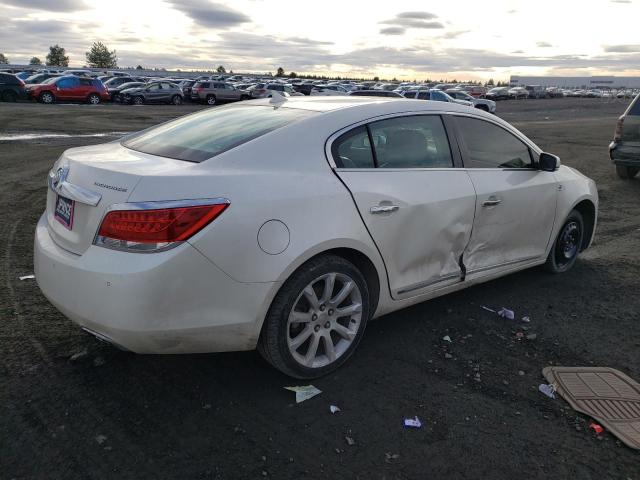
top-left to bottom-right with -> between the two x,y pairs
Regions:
46,141 -> 192,255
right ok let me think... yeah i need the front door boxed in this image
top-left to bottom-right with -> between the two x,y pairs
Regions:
453,115 -> 558,276
56,77 -> 79,100
333,115 -> 477,299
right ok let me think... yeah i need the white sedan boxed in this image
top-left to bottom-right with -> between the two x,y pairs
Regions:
35,96 -> 598,378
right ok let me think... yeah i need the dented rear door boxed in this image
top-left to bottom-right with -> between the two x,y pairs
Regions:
332,115 -> 476,300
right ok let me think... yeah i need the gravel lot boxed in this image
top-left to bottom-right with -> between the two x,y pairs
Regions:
1,98 -> 639,479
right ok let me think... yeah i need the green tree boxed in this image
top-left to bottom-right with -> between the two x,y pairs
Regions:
46,45 -> 69,67
216,65 -> 226,73
0,53 -> 8,64
85,41 -> 117,68
136,64 -> 143,70
289,71 -> 297,78
373,76 -> 379,82
487,78 -> 494,86
276,67 -> 285,77
29,56 -> 42,65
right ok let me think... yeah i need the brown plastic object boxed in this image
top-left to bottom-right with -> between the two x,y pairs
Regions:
543,366 -> 640,450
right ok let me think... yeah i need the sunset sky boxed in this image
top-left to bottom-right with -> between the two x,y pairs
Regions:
2,0 -> 639,80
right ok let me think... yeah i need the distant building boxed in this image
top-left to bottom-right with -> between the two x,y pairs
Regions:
510,75 -> 640,89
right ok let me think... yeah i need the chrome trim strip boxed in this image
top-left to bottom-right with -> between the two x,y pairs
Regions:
396,272 -> 461,295
466,255 -> 541,275
48,166 -> 102,206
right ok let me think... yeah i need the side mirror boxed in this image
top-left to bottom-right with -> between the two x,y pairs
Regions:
539,152 -> 560,172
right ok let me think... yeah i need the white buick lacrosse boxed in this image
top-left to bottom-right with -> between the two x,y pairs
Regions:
35,96 -> 597,378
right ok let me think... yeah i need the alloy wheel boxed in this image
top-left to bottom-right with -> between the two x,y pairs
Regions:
286,272 -> 362,369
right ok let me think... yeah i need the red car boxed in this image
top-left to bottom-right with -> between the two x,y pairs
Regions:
26,75 -> 109,104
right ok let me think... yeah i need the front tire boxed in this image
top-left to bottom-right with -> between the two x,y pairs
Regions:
206,94 -> 216,105
2,90 -> 17,102
258,255 -> 370,379
545,210 -> 584,273
132,96 -> 144,105
616,165 -> 639,179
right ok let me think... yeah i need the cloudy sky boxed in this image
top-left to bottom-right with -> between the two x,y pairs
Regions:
1,0 -> 639,80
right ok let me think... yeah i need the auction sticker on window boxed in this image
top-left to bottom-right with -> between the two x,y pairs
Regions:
54,195 -> 75,230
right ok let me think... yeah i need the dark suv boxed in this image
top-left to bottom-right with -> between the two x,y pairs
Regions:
610,94 -> 640,179
120,81 -> 184,105
0,73 -> 26,102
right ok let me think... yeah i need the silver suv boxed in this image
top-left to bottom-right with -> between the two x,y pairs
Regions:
191,81 -> 250,105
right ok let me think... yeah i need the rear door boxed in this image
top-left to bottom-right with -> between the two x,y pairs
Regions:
452,115 -> 558,277
332,114 -> 477,299
78,77 -> 94,99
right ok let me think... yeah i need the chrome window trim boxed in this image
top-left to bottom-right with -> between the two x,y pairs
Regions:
324,109 -> 541,171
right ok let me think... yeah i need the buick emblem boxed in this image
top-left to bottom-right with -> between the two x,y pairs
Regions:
51,166 -> 68,190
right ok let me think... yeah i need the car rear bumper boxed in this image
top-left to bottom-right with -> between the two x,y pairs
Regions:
34,214 -> 275,354
609,141 -> 640,164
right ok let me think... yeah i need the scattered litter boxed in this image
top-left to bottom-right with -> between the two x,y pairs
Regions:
518,370 -> 525,376
385,452 -> 400,463
589,422 -> 604,435
69,349 -> 88,362
515,332 -> 524,339
203,403 -> 212,410
329,405 -> 340,414
403,416 -> 422,428
481,305 -> 496,313
522,316 -> 531,323
284,385 -> 322,403
95,434 -> 107,445
497,307 -> 515,320
19,274 -> 35,280
345,436 -> 355,446
442,335 -> 452,343
526,333 -> 538,341
444,353 -> 453,359
539,383 -> 556,399
93,356 -> 105,367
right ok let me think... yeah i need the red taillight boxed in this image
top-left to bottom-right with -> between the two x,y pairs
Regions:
95,203 -> 228,251
614,115 -> 625,141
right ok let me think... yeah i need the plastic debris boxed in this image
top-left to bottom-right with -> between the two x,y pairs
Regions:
442,335 -> 452,343
284,385 -> 322,403
526,333 -> 538,340
330,405 -> 340,414
589,422 -> 604,435
345,436 -> 355,446
19,274 -> 35,280
481,305 -> 496,313
515,332 -> 524,339
95,434 -> 108,445
403,416 -> 422,428
385,452 -> 400,463
497,308 -> 515,320
522,316 -> 531,323
539,383 -> 556,399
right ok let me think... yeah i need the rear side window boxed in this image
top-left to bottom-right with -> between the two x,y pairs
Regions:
628,95 -> 640,116
79,78 -> 92,86
456,116 -> 533,168
370,116 -> 453,168
332,126 -> 375,168
123,105 -> 315,162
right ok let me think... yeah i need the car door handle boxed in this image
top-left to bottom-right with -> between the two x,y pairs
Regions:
370,205 -> 399,214
482,197 -> 502,207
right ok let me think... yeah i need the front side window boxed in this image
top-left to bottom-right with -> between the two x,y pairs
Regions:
370,116 -> 453,169
148,83 -> 160,91
456,116 -> 533,168
123,105 -> 315,163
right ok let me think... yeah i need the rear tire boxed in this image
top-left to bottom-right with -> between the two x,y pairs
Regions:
616,165 -> 639,179
171,95 -> 182,105
258,255 -> 370,379
2,90 -> 17,102
40,91 -> 54,104
206,94 -> 216,105
88,93 -> 101,105
545,210 -> 584,274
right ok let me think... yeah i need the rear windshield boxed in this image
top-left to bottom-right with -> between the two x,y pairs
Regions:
122,105 -> 315,162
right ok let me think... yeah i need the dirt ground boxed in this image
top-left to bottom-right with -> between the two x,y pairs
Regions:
1,98 -> 639,480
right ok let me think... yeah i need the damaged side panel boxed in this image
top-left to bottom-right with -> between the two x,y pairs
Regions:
336,170 -> 476,300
